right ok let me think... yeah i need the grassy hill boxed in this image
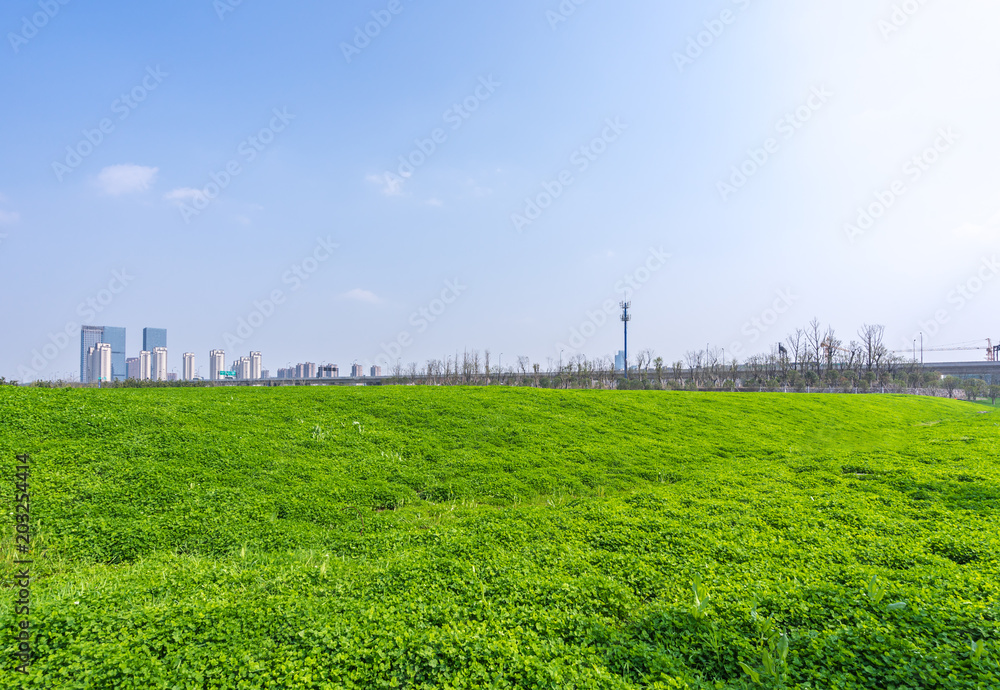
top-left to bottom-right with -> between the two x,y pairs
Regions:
1,387 -> 998,688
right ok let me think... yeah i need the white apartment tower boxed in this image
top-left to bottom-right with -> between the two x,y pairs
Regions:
88,343 -> 113,383
151,347 -> 168,381
138,350 -> 152,381
210,350 -> 225,381
250,352 -> 262,380
183,352 -> 195,381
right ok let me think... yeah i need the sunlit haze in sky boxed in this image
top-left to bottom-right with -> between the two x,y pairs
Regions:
3,0 -> 999,380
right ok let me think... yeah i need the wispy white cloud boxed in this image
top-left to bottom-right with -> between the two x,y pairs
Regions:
465,177 -> 492,197
98,164 -> 158,195
425,198 -> 444,207
341,288 -> 382,304
951,210 -> 1000,243
164,187 -> 207,204
0,210 -> 20,225
366,173 -> 404,196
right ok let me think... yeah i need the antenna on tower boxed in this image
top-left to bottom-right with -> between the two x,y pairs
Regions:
620,301 -> 631,380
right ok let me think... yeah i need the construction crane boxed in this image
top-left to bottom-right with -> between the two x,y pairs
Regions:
892,339 -> 998,362
820,338 -> 854,365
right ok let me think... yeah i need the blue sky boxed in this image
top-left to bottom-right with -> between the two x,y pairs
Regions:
3,0 -> 999,380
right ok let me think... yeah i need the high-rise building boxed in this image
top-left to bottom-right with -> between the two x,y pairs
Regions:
370,365 -> 382,377
250,352 -> 262,380
182,353 -> 195,381
139,350 -> 152,381
295,362 -> 316,379
102,326 -> 127,381
87,343 -> 113,383
319,364 -> 339,378
81,326 -> 128,382
614,350 -> 626,371
261,369 -> 270,379
151,347 -> 168,381
143,328 -> 167,353
232,356 -> 251,380
126,357 -> 140,379
80,326 -> 103,383
351,364 -> 364,377
210,350 -> 225,381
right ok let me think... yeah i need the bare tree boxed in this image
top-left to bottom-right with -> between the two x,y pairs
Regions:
858,324 -> 887,374
640,348 -> 655,381
472,349 -> 481,382
785,328 -> 804,372
517,356 -> 530,384
805,318 -> 823,375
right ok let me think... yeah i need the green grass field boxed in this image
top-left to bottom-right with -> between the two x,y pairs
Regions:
1,387 -> 998,688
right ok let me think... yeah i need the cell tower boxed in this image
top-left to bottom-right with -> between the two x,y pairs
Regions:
620,301 -> 631,380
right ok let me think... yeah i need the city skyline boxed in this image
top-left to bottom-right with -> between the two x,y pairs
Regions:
4,2 -> 1000,382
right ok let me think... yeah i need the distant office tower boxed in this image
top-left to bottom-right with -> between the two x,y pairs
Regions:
277,367 -> 293,379
614,350 -> 625,371
295,362 -> 316,379
138,350 -> 151,381
167,373 -> 178,382
370,365 -> 382,377
210,350 -> 225,380
151,347 -> 168,381
182,353 -> 195,381
319,364 -> 339,378
261,369 -> 270,380
126,357 -> 140,380
143,328 -> 167,352
80,326 -> 103,383
87,343 -> 113,383
351,364 -> 363,377
250,352 -> 262,380
81,326 -> 129,382
102,326 -> 127,381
